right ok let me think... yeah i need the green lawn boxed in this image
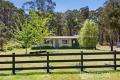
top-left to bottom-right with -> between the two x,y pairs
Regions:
0,49 -> 120,80
1,48 -> 108,54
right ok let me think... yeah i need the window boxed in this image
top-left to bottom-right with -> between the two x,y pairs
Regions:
62,40 -> 68,44
44,40 -> 53,44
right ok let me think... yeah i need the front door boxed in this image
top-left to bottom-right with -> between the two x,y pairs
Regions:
72,39 -> 79,47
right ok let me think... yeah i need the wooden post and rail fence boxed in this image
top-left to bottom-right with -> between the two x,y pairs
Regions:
0,51 -> 119,75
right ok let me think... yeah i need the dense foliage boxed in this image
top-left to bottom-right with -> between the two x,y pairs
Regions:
16,12 -> 52,53
22,0 -> 56,12
99,0 -> 120,51
0,0 -> 25,51
78,19 -> 98,48
16,19 -> 33,54
0,0 -> 120,51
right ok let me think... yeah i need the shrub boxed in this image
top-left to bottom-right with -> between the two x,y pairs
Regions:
7,46 -> 13,51
59,46 -> 80,49
78,19 -> 98,49
14,44 -> 22,49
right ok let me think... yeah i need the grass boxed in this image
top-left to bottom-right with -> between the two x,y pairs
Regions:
1,70 -> 120,80
1,48 -> 108,54
0,49 -> 120,80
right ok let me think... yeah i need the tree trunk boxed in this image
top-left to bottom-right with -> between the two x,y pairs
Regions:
40,43 -> 41,52
25,43 -> 28,54
69,27 -> 72,36
100,32 -> 104,45
26,47 -> 28,54
0,42 -> 4,51
110,39 -> 114,51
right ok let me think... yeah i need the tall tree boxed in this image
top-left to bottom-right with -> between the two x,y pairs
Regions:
48,13 -> 67,36
22,0 -> 56,12
99,0 -> 120,51
0,0 -> 25,51
65,10 -> 79,36
80,6 -> 89,21
0,21 -> 9,51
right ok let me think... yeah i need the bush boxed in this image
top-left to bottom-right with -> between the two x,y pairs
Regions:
32,45 -> 95,49
6,41 -> 23,51
78,19 -> 98,49
0,49 -> 6,51
31,46 -> 54,50
7,46 -> 13,51
14,44 -> 22,49
59,46 -> 80,49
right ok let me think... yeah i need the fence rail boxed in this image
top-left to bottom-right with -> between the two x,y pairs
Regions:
0,51 -> 120,75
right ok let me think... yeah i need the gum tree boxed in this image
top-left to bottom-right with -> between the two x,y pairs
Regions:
99,0 -> 120,51
0,21 -> 9,51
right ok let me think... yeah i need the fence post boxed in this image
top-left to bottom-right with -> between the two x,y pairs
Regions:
47,52 -> 50,73
12,53 -> 16,75
114,50 -> 117,70
81,51 -> 84,72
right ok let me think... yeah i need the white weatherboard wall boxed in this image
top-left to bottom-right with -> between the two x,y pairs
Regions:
53,39 -> 56,47
59,39 -> 72,47
37,39 -> 73,48
32,35 -> 79,48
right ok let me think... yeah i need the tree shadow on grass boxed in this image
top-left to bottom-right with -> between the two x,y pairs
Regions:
83,70 -> 120,74
0,72 -> 46,76
0,74 -> 11,76
17,71 -> 81,75
0,70 -> 120,76
0,71 -> 80,76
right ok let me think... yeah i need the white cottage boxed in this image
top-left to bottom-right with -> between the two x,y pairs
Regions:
36,35 -> 79,48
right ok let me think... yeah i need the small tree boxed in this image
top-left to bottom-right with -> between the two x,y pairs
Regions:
16,20 -> 33,54
30,12 -> 52,51
78,19 -> 98,49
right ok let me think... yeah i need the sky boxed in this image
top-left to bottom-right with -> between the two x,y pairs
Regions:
10,0 -> 107,12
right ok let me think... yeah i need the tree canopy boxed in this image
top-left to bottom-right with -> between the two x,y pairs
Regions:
0,0 -> 120,51
16,11 -> 52,53
22,0 -> 56,12
0,0 -> 25,51
99,0 -> 120,51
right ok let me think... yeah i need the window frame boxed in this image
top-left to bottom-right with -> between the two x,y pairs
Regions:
62,39 -> 68,44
